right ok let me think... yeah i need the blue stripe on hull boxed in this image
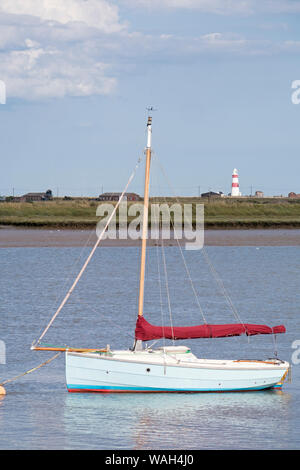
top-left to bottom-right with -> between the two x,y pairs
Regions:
67,384 -> 280,393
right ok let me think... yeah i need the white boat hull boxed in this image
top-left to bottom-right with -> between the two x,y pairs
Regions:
65,347 -> 289,393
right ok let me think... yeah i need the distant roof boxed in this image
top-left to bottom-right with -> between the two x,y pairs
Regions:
201,191 -> 223,197
99,192 -> 141,197
22,192 -> 47,197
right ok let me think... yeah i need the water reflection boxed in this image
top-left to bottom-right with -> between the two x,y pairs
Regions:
62,390 -> 291,450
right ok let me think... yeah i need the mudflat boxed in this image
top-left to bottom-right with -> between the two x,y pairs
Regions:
0,227 -> 300,247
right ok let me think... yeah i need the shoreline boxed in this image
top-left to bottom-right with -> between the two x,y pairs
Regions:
1,221 -> 300,230
1,227 -> 300,247
1,198 -> 300,232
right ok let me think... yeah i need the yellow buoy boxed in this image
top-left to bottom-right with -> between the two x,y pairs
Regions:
0,385 -> 6,395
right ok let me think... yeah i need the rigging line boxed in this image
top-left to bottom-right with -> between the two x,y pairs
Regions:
152,159 -> 170,348
155,241 -> 167,370
154,181 -> 166,349
201,248 -> 245,326
153,154 -> 207,325
271,333 -> 278,357
134,241 -> 141,319
154,153 -> 245,326
152,155 -> 166,345
36,225 -> 100,342
153,159 -> 175,344
34,155 -> 143,346
161,234 -> 175,346
156,242 -> 166,348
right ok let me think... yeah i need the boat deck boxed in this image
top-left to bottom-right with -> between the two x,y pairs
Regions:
67,346 -> 289,371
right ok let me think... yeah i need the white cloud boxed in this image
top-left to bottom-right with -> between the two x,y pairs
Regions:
0,0 -> 124,33
120,0 -> 300,15
0,47 -> 116,100
200,32 -> 248,50
0,0 -> 298,101
120,0 -> 252,14
125,31 -> 273,60
0,1 -> 123,100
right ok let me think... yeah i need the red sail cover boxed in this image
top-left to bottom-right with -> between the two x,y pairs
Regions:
135,316 -> 286,341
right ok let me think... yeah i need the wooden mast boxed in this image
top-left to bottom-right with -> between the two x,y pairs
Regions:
137,114 -> 152,318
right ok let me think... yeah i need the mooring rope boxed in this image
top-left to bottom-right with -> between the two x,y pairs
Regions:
0,352 -> 62,390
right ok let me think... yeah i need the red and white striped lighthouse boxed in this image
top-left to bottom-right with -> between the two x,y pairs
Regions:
231,168 -> 241,197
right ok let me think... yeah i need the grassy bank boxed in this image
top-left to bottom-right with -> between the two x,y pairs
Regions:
1,197 -> 300,229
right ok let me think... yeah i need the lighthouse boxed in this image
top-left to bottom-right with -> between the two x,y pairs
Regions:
231,168 -> 241,197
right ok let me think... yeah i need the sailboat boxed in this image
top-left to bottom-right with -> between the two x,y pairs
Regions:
32,113 -> 290,393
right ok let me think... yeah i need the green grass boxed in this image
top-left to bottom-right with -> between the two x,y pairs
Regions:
1,198 -> 300,229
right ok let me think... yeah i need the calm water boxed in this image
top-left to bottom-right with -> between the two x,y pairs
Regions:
0,244 -> 299,449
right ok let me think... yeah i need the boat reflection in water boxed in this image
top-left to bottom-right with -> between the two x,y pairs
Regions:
62,389 -> 291,449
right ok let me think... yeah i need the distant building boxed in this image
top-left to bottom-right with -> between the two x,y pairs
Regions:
98,192 -> 141,202
20,189 -> 53,202
288,192 -> 300,199
8,196 -> 21,202
255,191 -> 264,198
201,191 -> 223,198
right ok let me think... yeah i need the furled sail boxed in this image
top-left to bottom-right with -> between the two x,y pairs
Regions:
135,316 -> 286,341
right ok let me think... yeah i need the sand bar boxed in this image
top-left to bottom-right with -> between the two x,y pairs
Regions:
0,227 -> 300,247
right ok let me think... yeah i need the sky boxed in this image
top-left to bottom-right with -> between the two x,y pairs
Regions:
0,0 -> 300,197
